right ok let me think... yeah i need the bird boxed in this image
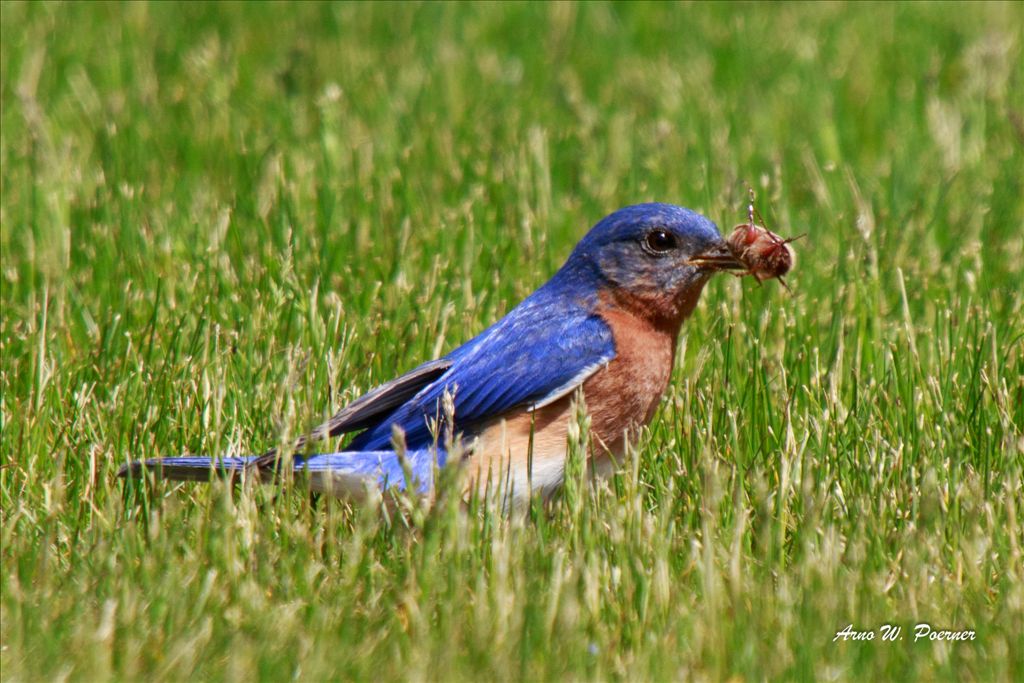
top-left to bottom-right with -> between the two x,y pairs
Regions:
119,203 -> 747,506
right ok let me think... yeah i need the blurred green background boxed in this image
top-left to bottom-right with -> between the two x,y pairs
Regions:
2,2 -> 1022,681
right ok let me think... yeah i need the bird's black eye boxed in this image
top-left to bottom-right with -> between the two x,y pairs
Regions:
643,229 -> 677,254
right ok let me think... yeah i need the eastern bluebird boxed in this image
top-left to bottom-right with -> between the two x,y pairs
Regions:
120,203 -> 746,505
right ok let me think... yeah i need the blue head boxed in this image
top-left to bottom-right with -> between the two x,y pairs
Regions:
561,203 -> 740,325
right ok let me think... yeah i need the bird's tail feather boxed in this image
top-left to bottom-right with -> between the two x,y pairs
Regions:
117,456 -> 258,483
118,449 -> 447,495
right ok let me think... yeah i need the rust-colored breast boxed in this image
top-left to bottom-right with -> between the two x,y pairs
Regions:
582,306 -> 676,457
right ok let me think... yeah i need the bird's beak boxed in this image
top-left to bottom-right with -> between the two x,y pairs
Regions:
688,241 -> 744,271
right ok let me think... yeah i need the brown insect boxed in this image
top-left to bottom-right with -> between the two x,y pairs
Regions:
726,191 -> 802,290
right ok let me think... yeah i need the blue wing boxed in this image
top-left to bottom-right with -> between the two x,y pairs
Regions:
347,285 -> 616,451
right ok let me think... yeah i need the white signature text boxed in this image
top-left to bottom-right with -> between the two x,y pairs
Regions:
832,623 -> 976,643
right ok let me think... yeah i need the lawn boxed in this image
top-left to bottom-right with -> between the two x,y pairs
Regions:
1,2 -> 1022,680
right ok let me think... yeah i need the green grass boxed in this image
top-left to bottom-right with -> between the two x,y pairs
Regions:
2,1 -> 1023,680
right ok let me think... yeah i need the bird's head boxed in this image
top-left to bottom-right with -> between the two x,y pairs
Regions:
565,203 -> 743,326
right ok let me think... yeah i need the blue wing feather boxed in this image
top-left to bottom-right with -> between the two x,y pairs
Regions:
348,281 -> 615,451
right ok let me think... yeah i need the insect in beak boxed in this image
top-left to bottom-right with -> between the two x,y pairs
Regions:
688,242 -> 746,271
